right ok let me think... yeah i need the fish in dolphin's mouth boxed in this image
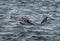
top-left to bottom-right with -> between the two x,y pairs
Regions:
19,17 -> 34,25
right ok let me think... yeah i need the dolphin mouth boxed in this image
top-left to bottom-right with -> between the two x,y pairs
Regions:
20,22 -> 34,25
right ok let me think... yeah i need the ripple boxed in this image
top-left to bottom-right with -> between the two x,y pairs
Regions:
0,0 -> 60,41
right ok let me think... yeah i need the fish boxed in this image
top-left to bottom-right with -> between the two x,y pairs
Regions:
20,17 -> 34,25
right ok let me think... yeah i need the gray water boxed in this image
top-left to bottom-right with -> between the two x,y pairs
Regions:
0,0 -> 60,41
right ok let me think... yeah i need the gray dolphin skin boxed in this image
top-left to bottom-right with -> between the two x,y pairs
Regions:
41,16 -> 48,24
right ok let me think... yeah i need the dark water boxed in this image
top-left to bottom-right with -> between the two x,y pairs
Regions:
0,0 -> 60,41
